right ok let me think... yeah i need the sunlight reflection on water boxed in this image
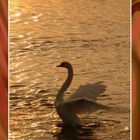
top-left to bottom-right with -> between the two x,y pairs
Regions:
10,0 -> 130,139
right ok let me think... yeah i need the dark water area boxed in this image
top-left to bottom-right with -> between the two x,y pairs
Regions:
10,0 -> 130,139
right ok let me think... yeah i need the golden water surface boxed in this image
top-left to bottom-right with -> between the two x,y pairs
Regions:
10,0 -> 130,139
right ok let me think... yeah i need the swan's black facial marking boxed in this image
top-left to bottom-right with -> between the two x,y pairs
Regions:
57,62 -> 71,68
57,62 -> 66,67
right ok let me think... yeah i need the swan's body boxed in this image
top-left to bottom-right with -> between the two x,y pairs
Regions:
55,62 -> 109,127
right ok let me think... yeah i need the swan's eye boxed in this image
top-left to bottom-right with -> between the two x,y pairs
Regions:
60,62 -> 67,67
58,62 -> 69,68
61,63 -> 65,66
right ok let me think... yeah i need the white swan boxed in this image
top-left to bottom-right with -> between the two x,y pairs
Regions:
55,61 -> 109,127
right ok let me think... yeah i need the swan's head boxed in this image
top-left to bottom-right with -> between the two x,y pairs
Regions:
57,61 -> 72,69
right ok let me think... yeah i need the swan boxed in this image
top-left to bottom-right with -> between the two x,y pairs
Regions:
55,61 -> 109,127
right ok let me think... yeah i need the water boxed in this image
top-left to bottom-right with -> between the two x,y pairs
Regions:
10,0 -> 130,139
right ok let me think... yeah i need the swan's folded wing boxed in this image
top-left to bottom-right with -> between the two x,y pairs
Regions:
68,82 -> 106,101
63,98 -> 110,114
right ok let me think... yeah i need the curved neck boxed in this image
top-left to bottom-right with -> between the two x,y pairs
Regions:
56,66 -> 73,105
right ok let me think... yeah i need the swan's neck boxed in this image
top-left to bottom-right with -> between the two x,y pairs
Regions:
56,66 -> 73,105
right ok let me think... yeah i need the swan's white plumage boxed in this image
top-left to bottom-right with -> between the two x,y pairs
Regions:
55,62 -> 109,127
68,82 -> 106,101
60,98 -> 109,114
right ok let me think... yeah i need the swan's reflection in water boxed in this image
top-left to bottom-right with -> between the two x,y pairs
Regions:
55,123 -> 100,140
